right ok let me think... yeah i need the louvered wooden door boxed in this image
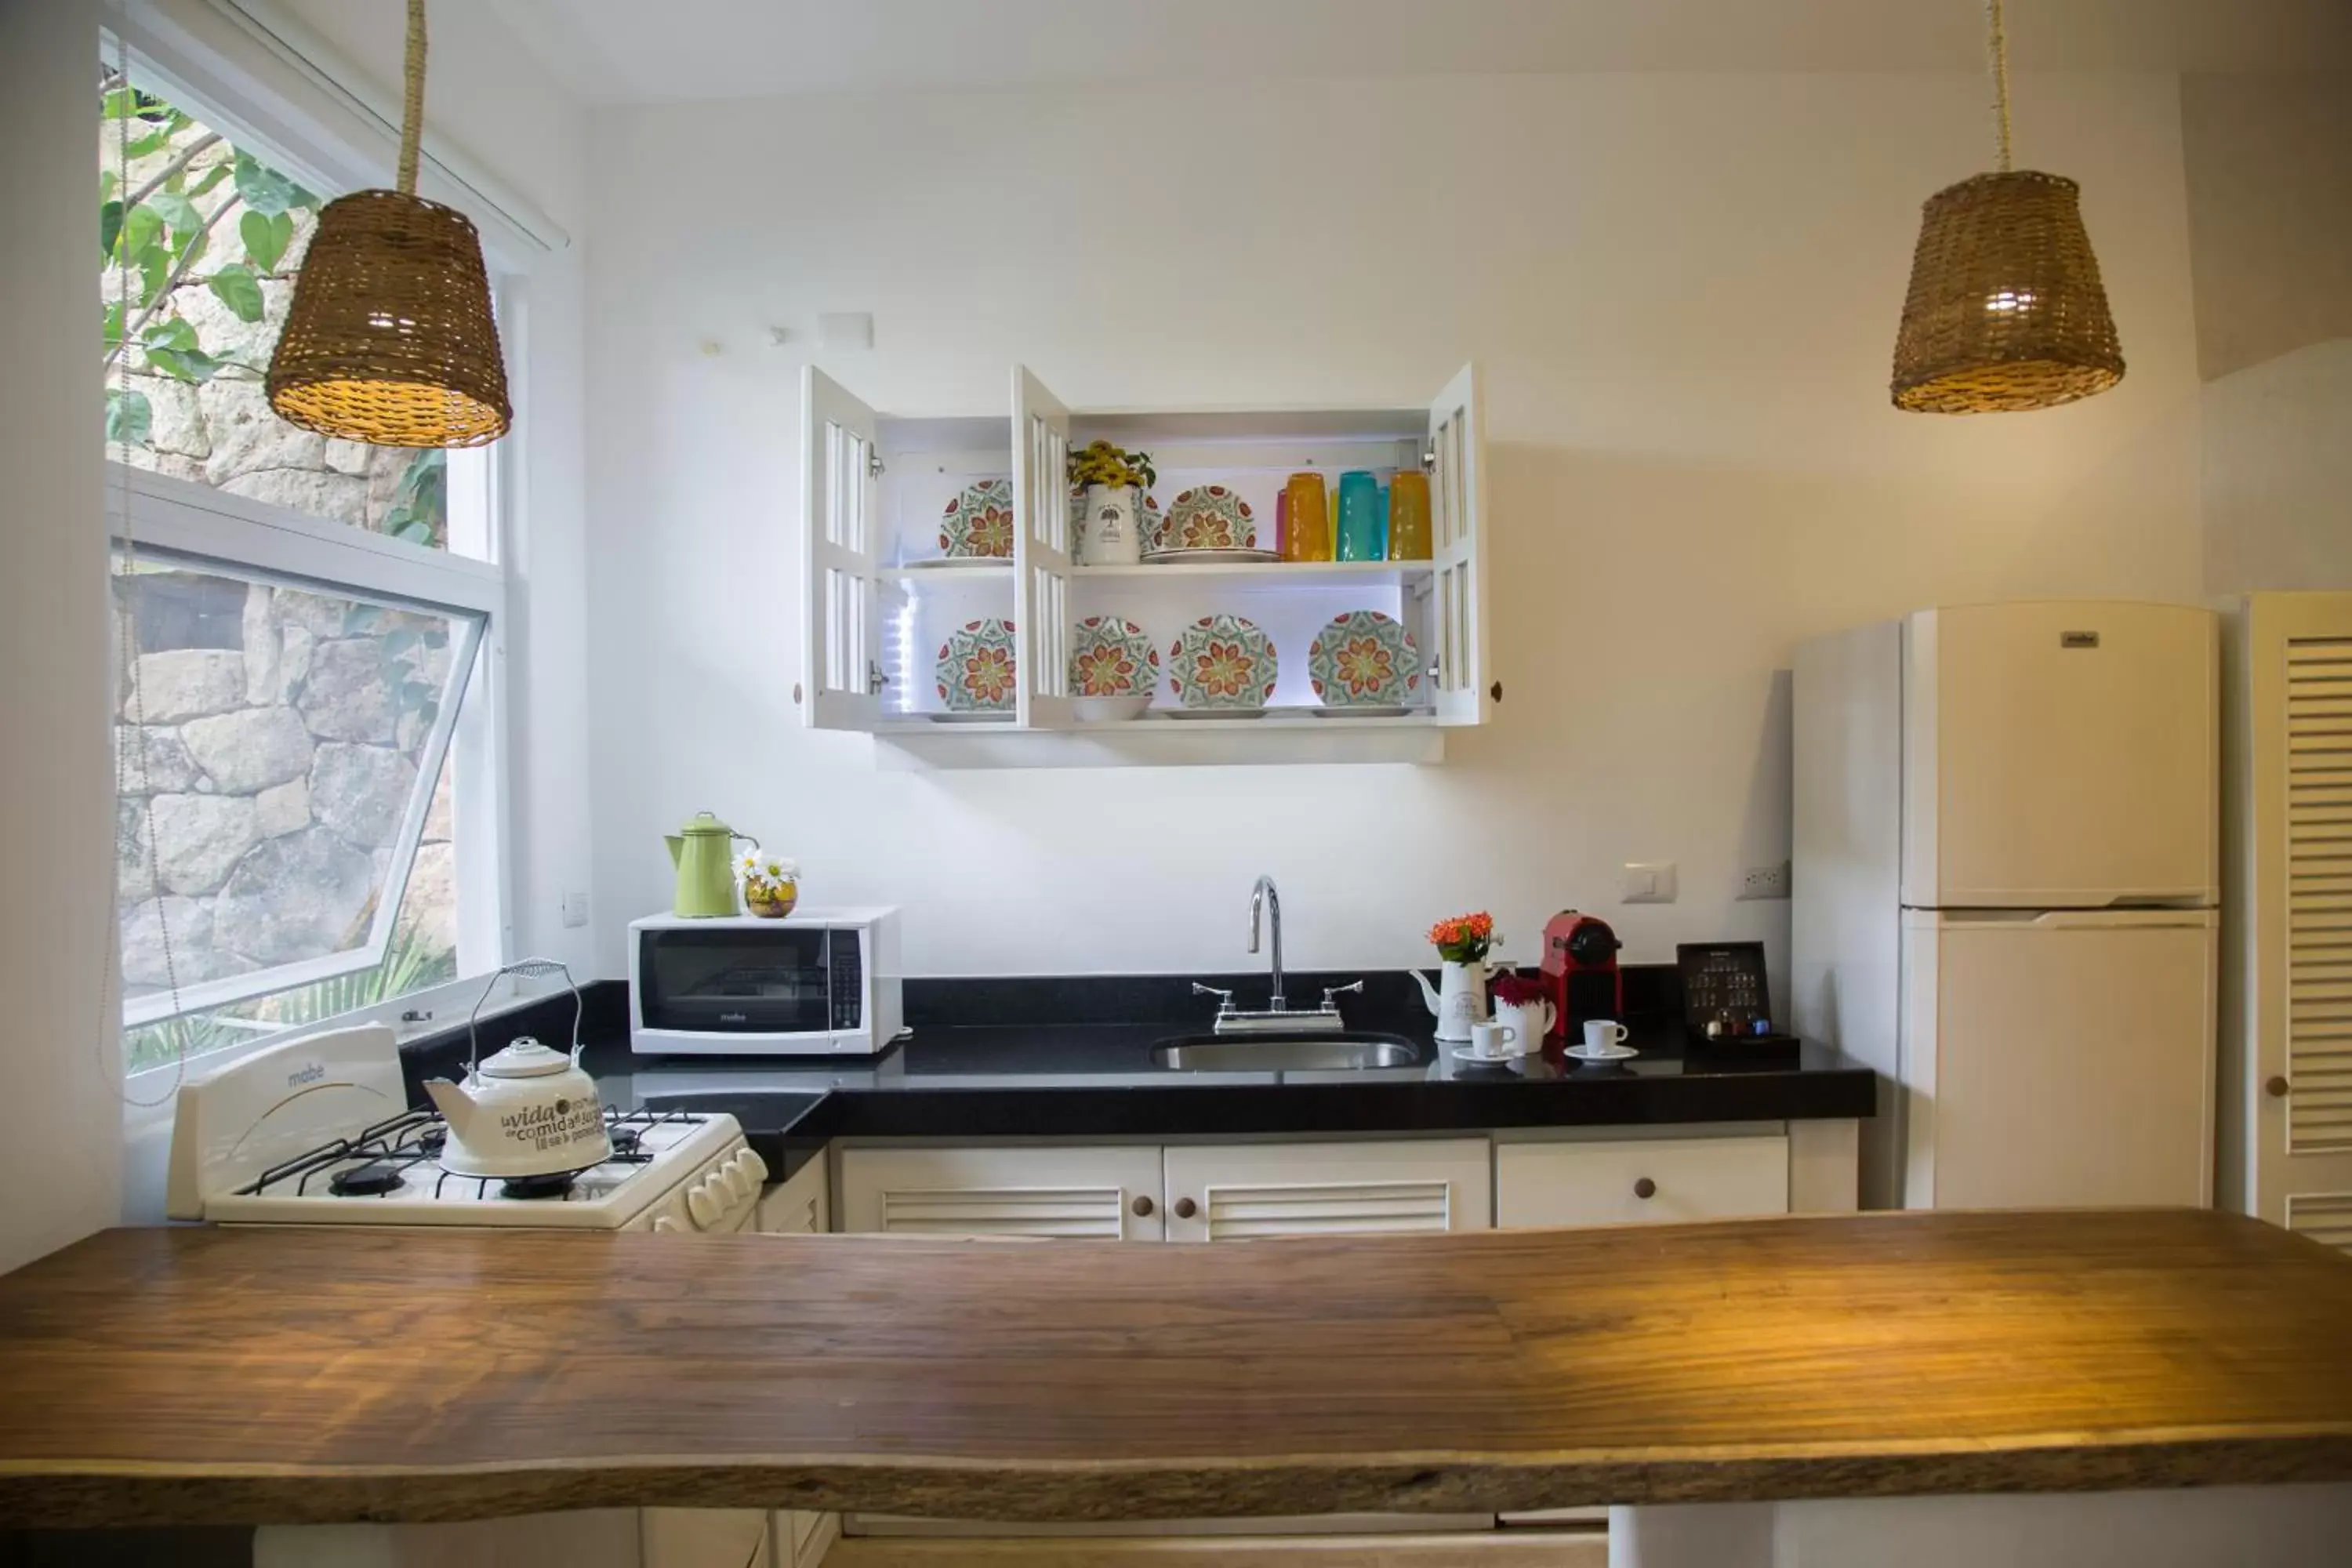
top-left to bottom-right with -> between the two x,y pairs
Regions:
838,1146 -> 1164,1241
1161,1140 -> 1492,1243
2244,594 -> 2352,1244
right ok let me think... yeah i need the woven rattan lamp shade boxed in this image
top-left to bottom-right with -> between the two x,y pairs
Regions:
263,0 -> 510,448
1890,169 -> 2125,413
267,190 -> 510,448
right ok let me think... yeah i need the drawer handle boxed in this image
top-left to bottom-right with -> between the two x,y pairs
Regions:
1173,1196 -> 1198,1220
2267,1076 -> 2291,1099
1633,1178 -> 1657,1200
1131,1195 -> 1155,1218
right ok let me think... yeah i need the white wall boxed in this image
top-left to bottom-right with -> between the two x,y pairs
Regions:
2180,71 -> 2352,594
582,70 -> 2205,986
0,2 -> 125,1273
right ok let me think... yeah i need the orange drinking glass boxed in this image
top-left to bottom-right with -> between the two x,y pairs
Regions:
1282,472 -> 1330,562
1387,471 -> 1432,561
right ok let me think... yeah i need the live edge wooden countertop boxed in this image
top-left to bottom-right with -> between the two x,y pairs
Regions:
4,1210 -> 2352,1529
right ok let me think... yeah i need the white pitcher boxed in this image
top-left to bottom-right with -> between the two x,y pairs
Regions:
1412,959 -> 1491,1043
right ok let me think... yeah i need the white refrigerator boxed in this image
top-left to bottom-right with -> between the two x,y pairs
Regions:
1793,601 -> 2220,1211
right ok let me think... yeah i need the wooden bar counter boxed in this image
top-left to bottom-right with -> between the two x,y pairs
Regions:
1,1209 -> 2350,1529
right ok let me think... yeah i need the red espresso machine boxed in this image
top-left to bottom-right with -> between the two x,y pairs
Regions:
1540,910 -> 1623,1040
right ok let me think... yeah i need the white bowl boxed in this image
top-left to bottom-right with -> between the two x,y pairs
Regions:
1073,695 -> 1152,723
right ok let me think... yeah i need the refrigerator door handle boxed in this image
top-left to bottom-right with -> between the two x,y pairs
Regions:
1922,909 -> 2217,931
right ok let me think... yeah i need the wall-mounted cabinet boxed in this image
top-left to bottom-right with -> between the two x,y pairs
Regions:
797,364 -> 1490,768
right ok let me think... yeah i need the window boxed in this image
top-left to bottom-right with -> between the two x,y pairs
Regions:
103,64 -> 507,1076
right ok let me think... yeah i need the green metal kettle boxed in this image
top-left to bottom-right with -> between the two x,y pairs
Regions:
666,811 -> 752,918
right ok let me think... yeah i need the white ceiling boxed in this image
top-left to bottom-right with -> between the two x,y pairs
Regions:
484,0 -> 2352,106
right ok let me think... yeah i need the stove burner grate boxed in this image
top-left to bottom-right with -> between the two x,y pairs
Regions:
498,1171 -> 578,1200
327,1161 -> 408,1197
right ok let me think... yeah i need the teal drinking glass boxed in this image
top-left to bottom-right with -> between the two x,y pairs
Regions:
1336,470 -> 1385,562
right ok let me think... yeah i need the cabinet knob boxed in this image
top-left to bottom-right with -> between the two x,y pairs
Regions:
2267,1075 -> 2292,1099
1131,1195 -> 1154,1218
1490,681 -> 1503,704
1633,1178 -> 1657,1200
1173,1196 -> 1198,1220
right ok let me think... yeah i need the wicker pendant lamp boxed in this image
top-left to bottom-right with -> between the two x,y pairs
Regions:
267,0 -> 510,447
1889,0 -> 2124,413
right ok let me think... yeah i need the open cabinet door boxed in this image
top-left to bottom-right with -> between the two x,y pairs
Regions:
1427,362 -> 1490,726
800,366 -> 884,730
2240,592 -> 2352,1247
1013,365 -> 1074,728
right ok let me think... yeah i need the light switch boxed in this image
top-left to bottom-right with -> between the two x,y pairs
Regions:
561,891 -> 590,929
1623,861 -> 1677,904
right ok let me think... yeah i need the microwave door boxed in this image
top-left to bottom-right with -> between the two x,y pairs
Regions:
641,927 -> 832,1035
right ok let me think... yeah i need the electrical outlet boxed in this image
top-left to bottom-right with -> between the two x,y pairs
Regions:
1738,862 -> 1791,902
561,891 -> 590,929
1622,861 -> 1678,904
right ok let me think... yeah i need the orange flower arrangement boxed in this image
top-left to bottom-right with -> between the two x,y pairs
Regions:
1428,911 -> 1497,963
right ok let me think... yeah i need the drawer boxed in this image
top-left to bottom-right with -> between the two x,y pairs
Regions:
1495,1134 -> 1788,1229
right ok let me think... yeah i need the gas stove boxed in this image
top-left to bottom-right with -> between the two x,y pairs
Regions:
167,1024 -> 762,1231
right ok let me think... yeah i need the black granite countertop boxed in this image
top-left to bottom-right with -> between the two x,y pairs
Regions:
403,969 -> 1875,1184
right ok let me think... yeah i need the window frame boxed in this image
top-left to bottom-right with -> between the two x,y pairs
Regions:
98,12 -> 552,1099
108,464 -> 516,1079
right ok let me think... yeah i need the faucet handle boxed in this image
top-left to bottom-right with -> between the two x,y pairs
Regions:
1192,982 -> 1236,1011
1320,980 -> 1366,1012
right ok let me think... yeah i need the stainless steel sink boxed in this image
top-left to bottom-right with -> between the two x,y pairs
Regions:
1150,1033 -> 1421,1072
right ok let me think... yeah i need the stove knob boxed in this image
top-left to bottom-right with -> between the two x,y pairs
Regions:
721,1155 -> 756,1203
652,1214 -> 682,1235
686,1178 -> 722,1232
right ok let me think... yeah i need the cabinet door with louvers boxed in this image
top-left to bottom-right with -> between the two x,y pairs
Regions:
2238,593 -> 2352,1247
1161,1140 -> 1492,1243
838,1145 -> 1165,1240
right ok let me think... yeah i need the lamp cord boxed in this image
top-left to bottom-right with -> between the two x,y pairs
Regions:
397,0 -> 426,195
1986,0 -> 2014,172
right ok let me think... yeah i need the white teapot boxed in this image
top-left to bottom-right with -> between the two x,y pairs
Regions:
425,1036 -> 610,1179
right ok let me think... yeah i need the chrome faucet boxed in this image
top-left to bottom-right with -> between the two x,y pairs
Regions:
1190,876 -> 1359,1035
1249,874 -> 1285,1012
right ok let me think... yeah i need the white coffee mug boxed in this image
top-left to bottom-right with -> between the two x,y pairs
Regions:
1581,1019 -> 1631,1052
1468,1019 -> 1520,1059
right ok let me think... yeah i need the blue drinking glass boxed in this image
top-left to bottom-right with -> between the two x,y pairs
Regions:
1336,470 -> 1385,562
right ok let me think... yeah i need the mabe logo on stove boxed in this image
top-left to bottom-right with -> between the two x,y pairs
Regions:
285,1062 -> 327,1090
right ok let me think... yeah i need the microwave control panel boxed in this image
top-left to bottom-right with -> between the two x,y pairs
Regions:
829,928 -> 863,1031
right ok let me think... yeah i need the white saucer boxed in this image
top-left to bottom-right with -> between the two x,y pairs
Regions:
1565,1043 -> 1639,1062
1450,1043 -> 1539,1065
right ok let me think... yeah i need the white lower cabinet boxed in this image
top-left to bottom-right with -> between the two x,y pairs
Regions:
1494,1134 -> 1790,1229
838,1145 -> 1166,1240
1162,1140 -> 1492,1242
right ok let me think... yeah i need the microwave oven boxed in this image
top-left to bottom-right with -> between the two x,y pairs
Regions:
628,907 -> 903,1056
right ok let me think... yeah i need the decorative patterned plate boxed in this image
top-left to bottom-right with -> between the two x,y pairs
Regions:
1069,615 -> 1159,698
935,617 -> 1018,713
1308,610 -> 1421,710
940,478 -> 1015,559
1142,546 -> 1279,564
1169,613 -> 1277,711
1155,485 -> 1257,554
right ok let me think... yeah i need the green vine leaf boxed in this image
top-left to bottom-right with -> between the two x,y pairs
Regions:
208,264 -> 265,323
147,190 -> 201,234
142,317 -> 198,351
232,151 -> 296,217
137,247 -> 172,308
102,301 -> 125,350
239,210 -> 292,274
187,161 -> 231,199
105,388 -> 152,447
118,202 -> 162,263
145,343 -> 222,383
100,200 -> 124,262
